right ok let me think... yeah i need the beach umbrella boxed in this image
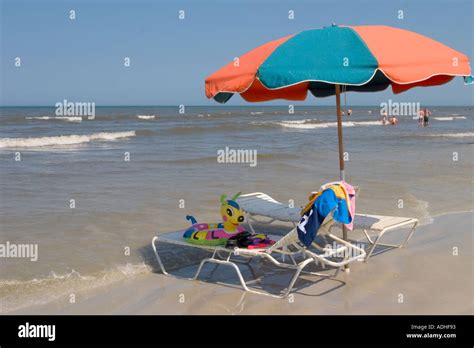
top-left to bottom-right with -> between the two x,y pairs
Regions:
205,24 -> 473,245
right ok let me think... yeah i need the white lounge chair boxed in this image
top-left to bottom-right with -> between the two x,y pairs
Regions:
151,213 -> 366,298
236,192 -> 419,261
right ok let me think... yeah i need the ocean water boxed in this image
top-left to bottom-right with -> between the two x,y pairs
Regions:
0,105 -> 473,312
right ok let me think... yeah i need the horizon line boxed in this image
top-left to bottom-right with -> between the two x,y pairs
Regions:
0,104 -> 472,108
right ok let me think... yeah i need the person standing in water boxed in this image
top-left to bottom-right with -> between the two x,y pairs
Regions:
423,107 -> 431,126
418,109 -> 425,126
347,108 -> 352,117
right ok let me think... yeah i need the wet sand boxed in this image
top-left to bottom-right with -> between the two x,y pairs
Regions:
9,212 -> 473,315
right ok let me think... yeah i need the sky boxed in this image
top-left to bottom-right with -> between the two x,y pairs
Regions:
1,0 -> 473,106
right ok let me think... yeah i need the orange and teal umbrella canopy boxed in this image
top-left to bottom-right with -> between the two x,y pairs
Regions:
205,25 -> 473,103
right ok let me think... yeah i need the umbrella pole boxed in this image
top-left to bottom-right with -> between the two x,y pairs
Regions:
335,84 -> 345,181
335,84 -> 349,271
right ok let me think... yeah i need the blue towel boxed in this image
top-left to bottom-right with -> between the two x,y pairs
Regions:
297,189 -> 352,247
297,206 -> 323,247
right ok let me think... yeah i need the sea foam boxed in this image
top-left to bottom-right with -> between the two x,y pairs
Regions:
0,263 -> 151,313
432,132 -> 474,138
0,131 -> 136,148
277,120 -> 382,129
433,116 -> 466,121
136,115 -> 156,120
26,116 -> 83,122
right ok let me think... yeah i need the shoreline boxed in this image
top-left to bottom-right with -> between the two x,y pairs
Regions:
6,211 -> 473,315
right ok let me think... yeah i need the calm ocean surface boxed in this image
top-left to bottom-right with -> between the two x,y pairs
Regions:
0,105 -> 472,312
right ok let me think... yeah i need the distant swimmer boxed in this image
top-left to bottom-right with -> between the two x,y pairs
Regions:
418,109 -> 425,126
381,112 -> 389,125
390,115 -> 398,125
423,108 -> 431,126
347,108 -> 352,117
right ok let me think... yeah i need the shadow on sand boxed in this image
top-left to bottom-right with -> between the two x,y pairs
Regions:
137,221 -> 347,299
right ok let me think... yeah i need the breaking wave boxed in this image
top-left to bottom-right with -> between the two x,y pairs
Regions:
277,120 -> 383,129
425,132 -> 474,138
0,131 -> 136,148
136,115 -> 156,120
26,116 -> 83,122
432,116 -> 466,121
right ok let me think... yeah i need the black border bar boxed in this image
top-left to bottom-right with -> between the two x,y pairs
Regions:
0,315 -> 472,346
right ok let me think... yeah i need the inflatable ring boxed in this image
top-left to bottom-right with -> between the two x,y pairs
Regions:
183,222 -> 245,246
183,193 -> 245,246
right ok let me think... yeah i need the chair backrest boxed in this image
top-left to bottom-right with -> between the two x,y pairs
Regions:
267,213 -> 336,253
269,185 -> 360,252
267,228 -> 301,252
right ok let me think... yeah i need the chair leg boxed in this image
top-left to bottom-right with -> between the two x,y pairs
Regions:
364,233 -> 381,262
364,221 -> 419,262
281,258 -> 314,298
152,236 -> 343,299
197,258 -> 287,298
152,236 -> 170,276
363,229 -> 375,244
289,254 -> 297,265
192,257 -> 214,280
401,221 -> 418,248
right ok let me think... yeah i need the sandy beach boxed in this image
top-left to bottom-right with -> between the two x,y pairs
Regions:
9,211 -> 472,315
